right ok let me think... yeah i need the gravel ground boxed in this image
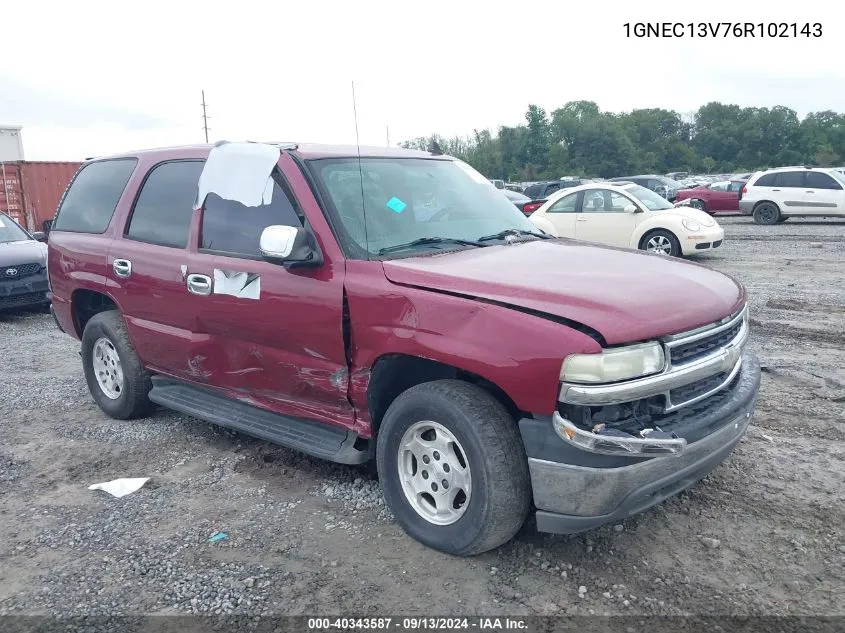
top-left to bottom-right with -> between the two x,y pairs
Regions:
0,216 -> 843,621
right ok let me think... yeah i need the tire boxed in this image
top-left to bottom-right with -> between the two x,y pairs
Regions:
776,217 -> 789,224
376,380 -> 531,556
81,310 -> 154,419
689,199 -> 707,212
640,229 -> 681,257
753,202 -> 780,225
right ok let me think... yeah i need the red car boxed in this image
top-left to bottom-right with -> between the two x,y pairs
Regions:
46,142 -> 760,555
675,180 -> 746,214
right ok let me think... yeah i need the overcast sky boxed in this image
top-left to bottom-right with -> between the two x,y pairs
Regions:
3,0 -> 843,161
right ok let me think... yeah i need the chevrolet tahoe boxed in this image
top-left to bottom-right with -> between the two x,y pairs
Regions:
46,141 -> 761,555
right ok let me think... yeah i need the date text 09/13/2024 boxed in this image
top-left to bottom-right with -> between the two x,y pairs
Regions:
307,617 -> 528,630
624,22 -> 822,38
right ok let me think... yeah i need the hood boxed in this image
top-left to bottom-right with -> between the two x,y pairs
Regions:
0,240 -> 47,267
382,239 -> 744,345
655,207 -> 717,225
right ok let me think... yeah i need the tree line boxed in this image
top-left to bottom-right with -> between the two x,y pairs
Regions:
401,101 -> 845,181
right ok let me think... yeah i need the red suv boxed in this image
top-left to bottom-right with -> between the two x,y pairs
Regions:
47,142 -> 761,555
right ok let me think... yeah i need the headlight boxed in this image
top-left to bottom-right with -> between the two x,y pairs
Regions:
682,218 -> 701,231
560,342 -> 665,384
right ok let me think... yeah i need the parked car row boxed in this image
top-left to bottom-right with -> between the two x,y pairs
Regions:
37,141 -> 762,557
501,165 -> 845,225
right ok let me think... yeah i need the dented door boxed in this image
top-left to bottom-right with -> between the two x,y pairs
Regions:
195,252 -> 353,428
190,152 -> 354,430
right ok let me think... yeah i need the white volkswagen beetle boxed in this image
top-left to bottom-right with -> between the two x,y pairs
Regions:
529,182 -> 724,257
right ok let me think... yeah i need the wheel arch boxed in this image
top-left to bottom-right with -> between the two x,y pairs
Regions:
366,353 -> 522,437
753,199 -> 782,212
631,221 -> 681,250
70,288 -> 121,337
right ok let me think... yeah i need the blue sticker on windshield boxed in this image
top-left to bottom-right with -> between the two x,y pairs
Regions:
386,196 -> 407,213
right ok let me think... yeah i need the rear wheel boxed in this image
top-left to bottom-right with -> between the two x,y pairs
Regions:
753,202 -> 780,225
81,310 -> 154,419
640,229 -> 681,257
776,216 -> 789,224
376,380 -> 531,556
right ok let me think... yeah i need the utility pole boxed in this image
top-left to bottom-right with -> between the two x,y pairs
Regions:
201,90 -> 210,143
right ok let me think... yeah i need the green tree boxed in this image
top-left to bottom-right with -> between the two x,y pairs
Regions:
401,100 -> 845,180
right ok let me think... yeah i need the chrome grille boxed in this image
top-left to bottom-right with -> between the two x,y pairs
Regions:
0,263 -> 43,279
670,320 -> 743,365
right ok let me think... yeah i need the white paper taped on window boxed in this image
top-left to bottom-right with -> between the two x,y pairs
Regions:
195,142 -> 281,210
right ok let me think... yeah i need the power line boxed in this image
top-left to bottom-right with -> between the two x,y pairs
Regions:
201,90 -> 211,143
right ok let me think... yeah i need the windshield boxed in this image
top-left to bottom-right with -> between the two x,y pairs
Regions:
0,214 -> 31,243
309,157 -> 540,257
829,170 -> 845,186
623,184 -> 674,211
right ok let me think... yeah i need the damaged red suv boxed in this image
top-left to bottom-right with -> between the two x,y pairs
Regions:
47,142 -> 760,555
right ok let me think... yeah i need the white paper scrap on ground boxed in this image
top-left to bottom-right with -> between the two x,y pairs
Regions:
88,477 -> 150,498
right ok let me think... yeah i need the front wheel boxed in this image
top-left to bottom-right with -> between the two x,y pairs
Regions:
640,229 -> 681,257
376,380 -> 531,556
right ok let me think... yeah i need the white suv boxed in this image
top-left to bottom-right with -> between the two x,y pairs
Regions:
739,167 -> 845,224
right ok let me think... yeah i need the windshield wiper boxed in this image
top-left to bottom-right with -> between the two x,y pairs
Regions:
377,236 -> 486,256
477,228 -> 551,243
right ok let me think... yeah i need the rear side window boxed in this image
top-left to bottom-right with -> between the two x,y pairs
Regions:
805,171 -> 842,190
774,171 -> 804,188
201,178 -> 303,258
753,173 -> 777,186
523,184 -> 541,198
53,159 -> 137,233
547,192 -> 579,213
126,161 -> 204,248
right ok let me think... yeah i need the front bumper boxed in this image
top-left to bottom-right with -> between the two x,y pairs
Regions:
0,271 -> 50,311
680,228 -> 725,255
519,351 -> 761,534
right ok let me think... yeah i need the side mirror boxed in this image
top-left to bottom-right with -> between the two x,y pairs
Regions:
530,215 -> 559,237
42,219 -> 53,235
31,231 -> 47,242
624,204 -> 639,214
259,225 -> 321,267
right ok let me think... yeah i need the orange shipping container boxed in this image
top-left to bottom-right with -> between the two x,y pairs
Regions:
0,161 -> 82,231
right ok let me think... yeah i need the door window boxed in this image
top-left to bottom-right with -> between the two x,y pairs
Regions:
547,192 -> 579,213
126,160 -> 205,248
581,189 -> 628,213
201,177 -> 303,258
805,171 -> 842,190
773,171 -> 804,188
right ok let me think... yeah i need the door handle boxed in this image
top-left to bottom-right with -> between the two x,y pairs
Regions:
113,259 -> 132,278
186,274 -> 213,296
805,190 -> 815,193
576,217 -> 588,222
772,189 -> 781,192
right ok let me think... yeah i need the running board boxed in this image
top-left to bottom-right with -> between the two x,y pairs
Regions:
149,377 -> 371,465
